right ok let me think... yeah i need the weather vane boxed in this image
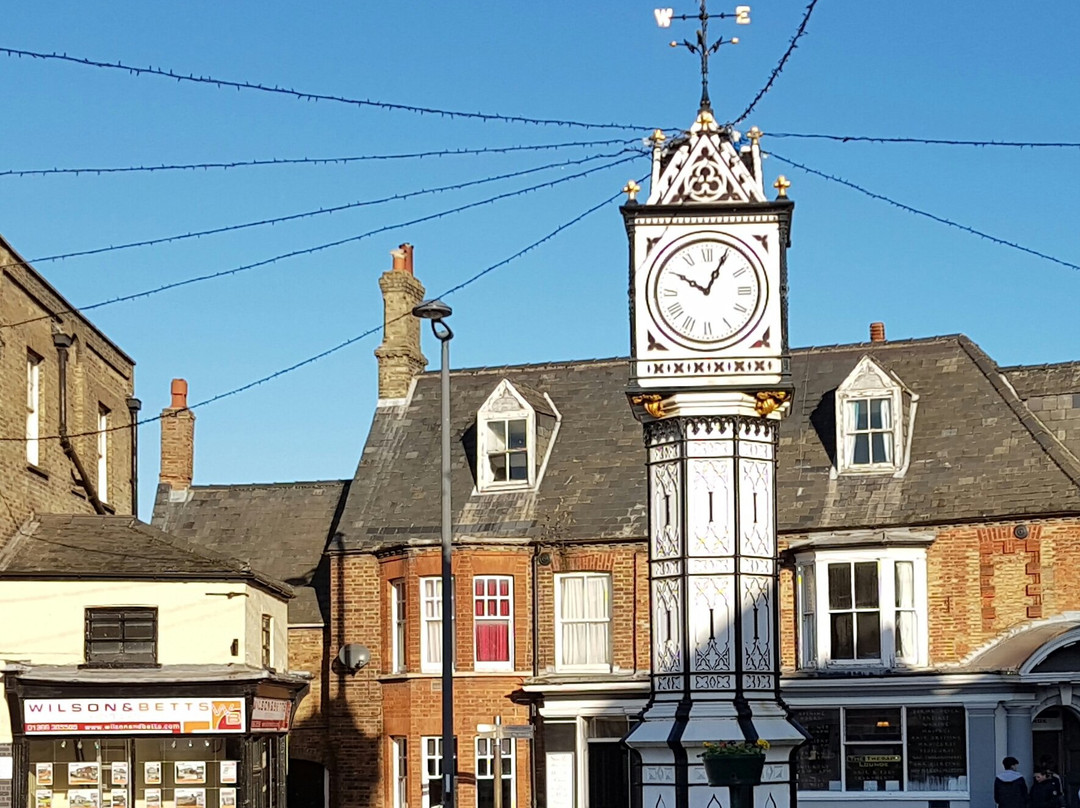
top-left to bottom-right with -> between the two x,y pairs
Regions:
655,2 -> 751,114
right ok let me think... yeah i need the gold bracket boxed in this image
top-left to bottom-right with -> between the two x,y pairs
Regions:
754,391 -> 790,417
631,394 -> 666,418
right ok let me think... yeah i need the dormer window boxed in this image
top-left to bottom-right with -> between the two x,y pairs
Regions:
835,356 -> 916,476
475,379 -> 560,494
486,417 -> 529,483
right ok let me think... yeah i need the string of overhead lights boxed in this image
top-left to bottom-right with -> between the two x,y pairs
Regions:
769,152 -> 1080,273
768,132 -> 1080,149
0,46 -> 658,132
0,180 -> 642,442
1,152 -> 645,330
730,0 -> 819,126
7,147 -> 645,271
0,139 -> 642,178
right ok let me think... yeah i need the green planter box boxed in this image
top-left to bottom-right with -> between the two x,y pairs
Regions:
702,754 -> 765,787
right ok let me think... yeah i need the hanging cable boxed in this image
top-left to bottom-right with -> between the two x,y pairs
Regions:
730,0 -> 819,125
0,46 -> 657,131
0,179 -> 642,442
768,132 -> 1080,149
0,139 -> 642,178
769,152 -> 1080,272
1,152 -> 644,329
10,147 -> 644,270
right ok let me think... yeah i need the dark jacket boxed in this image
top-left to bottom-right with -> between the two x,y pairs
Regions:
995,770 -> 1029,808
1030,777 -> 1065,808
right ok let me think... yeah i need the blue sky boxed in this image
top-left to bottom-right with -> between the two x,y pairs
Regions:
2,1 -> 1078,515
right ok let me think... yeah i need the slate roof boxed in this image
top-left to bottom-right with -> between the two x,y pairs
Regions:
152,480 -> 350,624
0,514 -> 291,598
337,334 -> 1080,549
1004,361 -> 1080,399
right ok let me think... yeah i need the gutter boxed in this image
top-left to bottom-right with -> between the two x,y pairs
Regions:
53,332 -> 106,514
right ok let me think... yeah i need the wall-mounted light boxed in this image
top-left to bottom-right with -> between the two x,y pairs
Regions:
337,644 -> 371,672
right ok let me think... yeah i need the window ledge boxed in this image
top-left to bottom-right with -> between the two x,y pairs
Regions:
26,464 -> 48,480
477,482 -> 534,495
838,464 -> 899,476
799,793 -> 969,801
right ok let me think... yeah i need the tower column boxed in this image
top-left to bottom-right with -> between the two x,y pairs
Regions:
627,394 -> 804,808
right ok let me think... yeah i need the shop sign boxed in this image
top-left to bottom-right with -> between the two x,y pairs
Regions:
250,698 -> 290,733
23,698 -> 245,735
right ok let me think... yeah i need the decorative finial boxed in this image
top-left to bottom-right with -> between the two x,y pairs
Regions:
773,175 -> 791,199
650,129 -> 667,144
747,126 -> 762,143
623,180 -> 642,202
655,2 -> 751,113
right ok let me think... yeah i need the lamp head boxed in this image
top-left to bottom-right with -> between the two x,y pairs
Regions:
412,299 -> 453,321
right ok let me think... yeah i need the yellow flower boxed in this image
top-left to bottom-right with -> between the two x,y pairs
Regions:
755,739 -> 770,750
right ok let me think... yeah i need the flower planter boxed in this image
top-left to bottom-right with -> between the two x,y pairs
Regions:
702,753 -> 765,787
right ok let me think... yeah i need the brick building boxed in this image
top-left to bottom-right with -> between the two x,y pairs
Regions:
0,234 -> 139,530
154,245 -> 1080,808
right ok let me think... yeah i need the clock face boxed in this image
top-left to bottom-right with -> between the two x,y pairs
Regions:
647,236 -> 766,349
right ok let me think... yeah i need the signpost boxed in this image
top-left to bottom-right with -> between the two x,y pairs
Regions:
476,717 -> 534,808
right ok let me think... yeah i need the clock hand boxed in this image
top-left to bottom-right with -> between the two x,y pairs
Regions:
703,251 -> 729,295
672,272 -> 708,293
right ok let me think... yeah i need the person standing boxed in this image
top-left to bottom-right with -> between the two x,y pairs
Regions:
1031,768 -> 1066,808
996,757 -> 1029,808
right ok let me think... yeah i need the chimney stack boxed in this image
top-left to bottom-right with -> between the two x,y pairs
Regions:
159,378 -> 195,490
869,322 -> 886,343
374,243 -> 427,400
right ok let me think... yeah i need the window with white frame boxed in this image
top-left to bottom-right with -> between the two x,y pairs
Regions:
477,381 -> 536,493
793,705 -> 967,793
475,737 -> 513,808
391,737 -> 408,808
26,352 -> 41,466
796,549 -> 927,669
97,404 -> 110,502
391,579 -> 407,673
835,357 -> 908,475
474,576 -> 513,668
421,736 -> 447,808
555,573 -> 612,670
421,577 -> 445,673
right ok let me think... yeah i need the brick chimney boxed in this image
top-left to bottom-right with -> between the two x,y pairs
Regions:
869,322 -> 886,343
374,244 -> 427,399
159,378 -> 195,490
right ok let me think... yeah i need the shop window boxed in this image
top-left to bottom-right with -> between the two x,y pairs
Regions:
391,738 -> 408,808
792,705 -> 968,793
391,580 -> 407,673
85,608 -> 157,667
555,573 -> 612,671
475,737 -> 513,808
473,576 -> 512,669
795,549 -> 927,669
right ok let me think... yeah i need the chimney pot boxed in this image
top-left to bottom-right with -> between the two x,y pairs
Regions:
375,243 -> 427,399
870,322 -> 886,343
170,378 -> 188,409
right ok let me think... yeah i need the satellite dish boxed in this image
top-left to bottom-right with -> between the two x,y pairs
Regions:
337,644 -> 371,671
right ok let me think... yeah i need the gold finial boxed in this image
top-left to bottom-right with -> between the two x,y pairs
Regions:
773,175 -> 791,199
754,391 -> 790,416
631,394 -> 666,418
747,126 -> 763,143
696,110 -> 716,128
622,180 -> 641,202
650,129 -> 667,144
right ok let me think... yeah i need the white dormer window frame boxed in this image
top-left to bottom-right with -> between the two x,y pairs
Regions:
835,357 -> 909,476
477,381 -> 537,493
795,547 -> 928,670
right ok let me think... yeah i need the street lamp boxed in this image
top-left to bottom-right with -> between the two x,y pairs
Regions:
412,298 -> 455,808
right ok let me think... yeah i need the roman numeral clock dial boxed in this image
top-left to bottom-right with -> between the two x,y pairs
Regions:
647,236 -> 765,349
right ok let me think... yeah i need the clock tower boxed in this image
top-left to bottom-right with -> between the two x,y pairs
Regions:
621,106 -> 805,808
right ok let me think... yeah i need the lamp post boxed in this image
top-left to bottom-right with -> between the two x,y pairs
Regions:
412,298 -> 455,808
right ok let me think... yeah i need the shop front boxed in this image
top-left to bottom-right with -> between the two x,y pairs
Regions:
5,674 -> 305,808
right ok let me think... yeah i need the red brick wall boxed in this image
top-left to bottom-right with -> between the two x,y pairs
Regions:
289,626 -> 329,766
